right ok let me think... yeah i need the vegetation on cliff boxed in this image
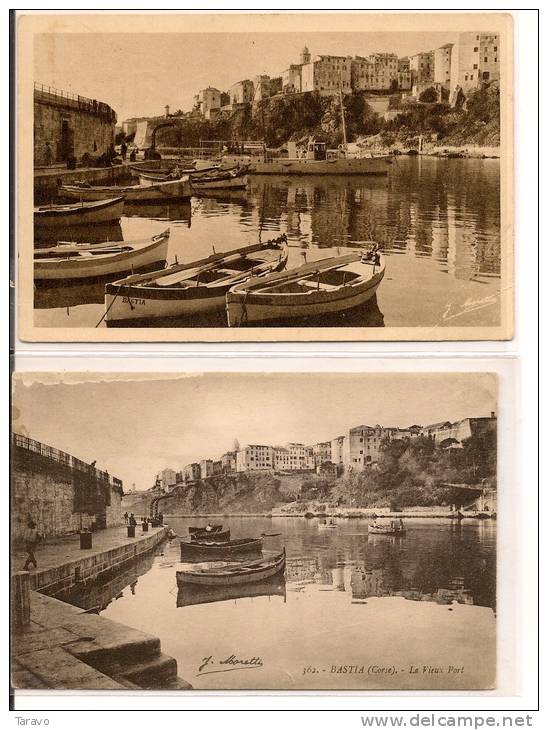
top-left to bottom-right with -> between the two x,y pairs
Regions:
330,432 -> 496,510
156,83 -> 499,152
122,430 -> 495,516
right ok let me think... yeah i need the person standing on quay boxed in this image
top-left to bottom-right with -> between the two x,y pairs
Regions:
22,520 -> 40,571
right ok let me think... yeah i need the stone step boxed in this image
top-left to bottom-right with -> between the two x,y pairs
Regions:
163,675 -> 194,690
112,653 -> 179,689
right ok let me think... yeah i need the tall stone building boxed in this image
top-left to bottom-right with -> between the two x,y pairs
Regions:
450,32 -> 500,94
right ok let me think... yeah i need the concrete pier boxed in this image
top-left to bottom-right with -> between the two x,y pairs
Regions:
11,526 -> 192,690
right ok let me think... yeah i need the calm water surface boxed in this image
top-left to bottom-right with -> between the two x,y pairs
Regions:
34,157 -> 501,329
76,517 -> 496,690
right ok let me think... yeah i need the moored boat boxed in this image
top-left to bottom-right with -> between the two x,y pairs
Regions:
188,524 -> 223,534
180,537 -> 263,559
176,572 -> 286,607
34,197 -> 125,229
34,229 -> 170,282
190,172 -> 249,193
177,548 -> 285,586
104,235 -> 288,325
226,249 -> 385,326
368,518 -> 406,535
137,164 -> 231,184
59,176 -> 192,202
190,528 -> 230,542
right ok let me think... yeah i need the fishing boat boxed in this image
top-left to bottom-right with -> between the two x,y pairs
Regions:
226,249 -> 385,326
34,197 -> 125,229
177,548 -> 285,586
191,174 -> 248,193
190,528 -> 230,542
104,235 -> 288,325
177,572 -> 286,607
188,524 -> 223,534
368,519 -> 406,535
136,164 -> 230,184
180,537 -> 263,559
34,230 -> 170,282
59,176 -> 192,203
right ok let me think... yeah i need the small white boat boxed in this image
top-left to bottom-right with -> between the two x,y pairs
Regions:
226,249 -> 385,326
191,173 -> 249,193
34,197 -> 125,229
34,230 -> 170,282
59,177 -> 192,202
104,235 -> 288,324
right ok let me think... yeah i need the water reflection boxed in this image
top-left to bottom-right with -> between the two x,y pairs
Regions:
34,222 -> 124,247
34,158 -> 501,329
57,545 -> 163,613
168,517 -> 496,610
123,201 -> 192,224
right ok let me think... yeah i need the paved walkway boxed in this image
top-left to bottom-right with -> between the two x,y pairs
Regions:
11,524 -> 165,575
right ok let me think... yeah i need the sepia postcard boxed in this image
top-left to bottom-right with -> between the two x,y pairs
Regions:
16,12 -> 513,342
11,371 -> 498,690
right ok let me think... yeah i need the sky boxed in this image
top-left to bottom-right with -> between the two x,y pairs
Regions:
12,373 -> 496,492
33,31 -> 458,122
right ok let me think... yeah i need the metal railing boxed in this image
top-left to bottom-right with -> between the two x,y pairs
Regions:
12,432 -> 122,490
34,82 -> 117,123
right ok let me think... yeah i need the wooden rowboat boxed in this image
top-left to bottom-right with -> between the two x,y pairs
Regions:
191,172 -> 249,193
136,164 -> 227,184
368,519 -> 406,535
104,235 -> 288,325
188,524 -> 223,534
177,548 -> 285,586
180,537 -> 263,559
34,197 -> 125,229
59,176 -> 192,203
190,528 -> 230,542
176,572 -> 286,607
34,230 -> 170,282
226,250 -> 385,326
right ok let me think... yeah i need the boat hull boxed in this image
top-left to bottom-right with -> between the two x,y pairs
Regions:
180,538 -> 263,559
177,551 -> 285,586
223,156 -> 392,175
34,197 -> 125,228
191,175 -> 249,192
104,242 -> 288,324
190,528 -> 230,542
176,574 -> 286,606
226,258 -> 385,326
59,177 -> 192,202
34,233 -> 169,282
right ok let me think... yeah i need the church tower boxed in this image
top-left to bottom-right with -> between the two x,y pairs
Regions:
300,46 -> 311,65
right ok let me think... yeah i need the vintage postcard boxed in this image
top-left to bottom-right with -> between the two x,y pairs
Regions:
16,12 -> 513,342
11,371 -> 497,690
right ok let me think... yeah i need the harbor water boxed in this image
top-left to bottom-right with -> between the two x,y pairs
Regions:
88,516 -> 496,690
34,157 -> 501,329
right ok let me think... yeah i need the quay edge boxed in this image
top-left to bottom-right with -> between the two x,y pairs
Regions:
12,526 -> 193,690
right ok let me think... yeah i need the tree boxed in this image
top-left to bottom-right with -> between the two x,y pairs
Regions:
419,87 -> 439,104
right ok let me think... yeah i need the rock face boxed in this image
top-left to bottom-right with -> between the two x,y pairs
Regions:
158,472 -> 293,514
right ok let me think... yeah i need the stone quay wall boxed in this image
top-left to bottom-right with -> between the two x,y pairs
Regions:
27,527 -> 168,598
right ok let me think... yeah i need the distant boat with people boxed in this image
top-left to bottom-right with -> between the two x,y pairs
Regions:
368,518 -> 406,536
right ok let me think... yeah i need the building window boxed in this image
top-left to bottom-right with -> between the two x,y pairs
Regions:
474,47 -> 478,52
484,57 -> 488,63
473,64 -> 478,69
